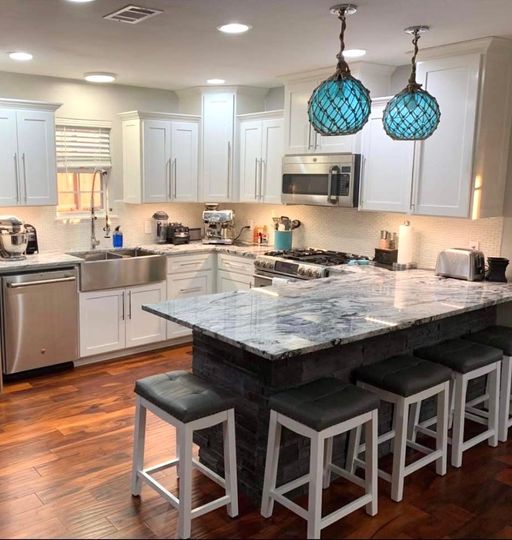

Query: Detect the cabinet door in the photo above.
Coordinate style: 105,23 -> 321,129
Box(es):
285,81 -> 316,154
16,110 -> 57,206
0,109 -> 20,206
360,101 -> 414,212
79,289 -> 126,357
239,120 -> 263,202
202,93 -> 235,201
217,269 -> 253,292
167,271 -> 213,339
261,118 -> 284,204
413,54 -> 481,217
171,121 -> 199,201
142,119 -> 171,203
125,282 -> 167,348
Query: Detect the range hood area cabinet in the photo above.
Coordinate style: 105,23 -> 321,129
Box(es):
176,86 -> 268,202
281,63 -> 395,155
0,99 -> 61,206
360,38 -> 512,218
120,111 -> 200,204
238,110 -> 284,204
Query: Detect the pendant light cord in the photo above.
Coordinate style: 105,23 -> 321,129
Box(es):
335,8 -> 351,77
407,29 -> 422,91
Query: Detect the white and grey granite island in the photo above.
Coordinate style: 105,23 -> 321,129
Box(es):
143,267 -> 512,502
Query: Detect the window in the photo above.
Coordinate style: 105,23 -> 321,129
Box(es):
56,119 -> 112,215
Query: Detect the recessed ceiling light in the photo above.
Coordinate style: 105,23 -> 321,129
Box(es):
217,23 -> 251,34
84,72 -> 117,83
343,49 -> 367,58
8,51 -> 33,62
207,79 -> 226,85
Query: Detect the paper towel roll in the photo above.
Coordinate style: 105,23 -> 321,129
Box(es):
397,223 -> 415,265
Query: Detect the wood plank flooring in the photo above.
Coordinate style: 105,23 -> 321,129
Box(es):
0,346 -> 511,539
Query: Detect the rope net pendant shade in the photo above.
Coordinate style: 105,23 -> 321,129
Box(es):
383,26 -> 441,141
308,4 -> 371,136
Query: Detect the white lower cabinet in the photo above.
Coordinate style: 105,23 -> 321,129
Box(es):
217,269 -> 253,292
79,282 -> 166,358
166,271 -> 214,339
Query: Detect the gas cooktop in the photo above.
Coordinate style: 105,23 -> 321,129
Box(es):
263,249 -> 370,267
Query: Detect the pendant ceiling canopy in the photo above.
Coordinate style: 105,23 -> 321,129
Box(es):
308,4 -> 371,137
383,26 -> 441,141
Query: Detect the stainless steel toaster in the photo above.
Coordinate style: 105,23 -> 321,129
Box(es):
435,248 -> 485,281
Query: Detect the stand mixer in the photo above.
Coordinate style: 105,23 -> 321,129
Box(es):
0,216 -> 29,260
202,204 -> 235,245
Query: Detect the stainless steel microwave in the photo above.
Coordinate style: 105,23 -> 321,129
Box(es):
282,153 -> 360,207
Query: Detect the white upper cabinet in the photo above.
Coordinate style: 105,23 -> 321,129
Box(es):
412,54 -> 480,217
120,111 -> 200,204
239,112 -> 284,204
284,80 -> 316,154
0,100 -> 60,207
202,92 -> 235,201
360,98 -> 414,213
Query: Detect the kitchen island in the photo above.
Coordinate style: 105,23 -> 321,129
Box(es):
143,267 -> 512,502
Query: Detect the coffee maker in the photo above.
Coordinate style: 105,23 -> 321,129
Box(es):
202,204 -> 235,245
0,216 -> 29,260
152,211 -> 169,244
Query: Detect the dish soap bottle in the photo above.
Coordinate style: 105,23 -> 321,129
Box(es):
113,226 -> 123,248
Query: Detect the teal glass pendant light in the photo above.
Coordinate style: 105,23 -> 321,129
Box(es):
308,4 -> 371,136
383,26 -> 441,140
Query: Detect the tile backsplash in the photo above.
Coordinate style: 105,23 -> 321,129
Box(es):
1,203 -> 504,270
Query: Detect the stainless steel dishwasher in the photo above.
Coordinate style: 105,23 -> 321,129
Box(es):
1,268 -> 79,374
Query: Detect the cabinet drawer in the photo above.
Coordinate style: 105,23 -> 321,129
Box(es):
217,269 -> 254,292
217,253 -> 255,275
167,253 -> 213,274
167,272 -> 213,298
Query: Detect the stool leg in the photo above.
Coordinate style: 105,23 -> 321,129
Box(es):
261,410 -> 282,518
365,410 -> 378,516
436,382 -> 449,476
499,356 -> 512,442
451,373 -> 467,468
408,401 -> 421,443
176,427 -> 180,479
346,425 -> 362,474
488,362 -> 500,448
223,409 -> 239,518
323,437 -> 333,489
131,398 -> 147,496
391,399 -> 408,502
307,432 -> 325,540
177,426 -> 193,540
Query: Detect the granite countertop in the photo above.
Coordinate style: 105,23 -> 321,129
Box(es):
0,252 -> 82,274
143,266 -> 512,361
138,242 -> 270,258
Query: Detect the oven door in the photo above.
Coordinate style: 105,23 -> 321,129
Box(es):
253,273 -> 273,287
282,154 -> 359,207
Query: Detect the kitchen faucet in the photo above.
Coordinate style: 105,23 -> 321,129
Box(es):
90,169 -> 109,250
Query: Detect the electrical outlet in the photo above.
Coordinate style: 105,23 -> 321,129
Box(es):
144,220 -> 152,234
469,240 -> 480,250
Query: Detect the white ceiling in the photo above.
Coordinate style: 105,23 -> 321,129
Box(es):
1,0 -> 512,90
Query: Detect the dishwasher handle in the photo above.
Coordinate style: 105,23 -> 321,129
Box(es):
6,276 -> 77,289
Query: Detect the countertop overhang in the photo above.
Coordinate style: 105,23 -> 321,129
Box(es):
143,267 -> 512,361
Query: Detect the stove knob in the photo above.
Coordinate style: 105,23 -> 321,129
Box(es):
307,269 -> 315,278
298,267 -> 306,276
255,260 -> 262,268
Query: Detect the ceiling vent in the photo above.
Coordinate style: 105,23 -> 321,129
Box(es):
104,5 -> 163,24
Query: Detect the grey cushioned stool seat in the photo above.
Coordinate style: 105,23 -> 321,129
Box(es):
415,338 -> 502,373
134,370 -> 236,423
465,326 -> 512,356
353,354 -> 452,397
269,378 -> 379,432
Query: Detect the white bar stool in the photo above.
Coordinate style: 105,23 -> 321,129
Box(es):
415,338 -> 502,467
347,354 -> 451,502
465,326 -> 512,442
260,378 -> 379,540
131,370 -> 238,540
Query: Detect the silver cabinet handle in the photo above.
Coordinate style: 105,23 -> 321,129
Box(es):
179,286 -> 203,294
13,154 -> 20,204
128,290 -> 132,320
7,276 -> 76,288
22,153 -> 27,203
122,291 -> 125,321
227,141 -> 231,198
308,125 -> 312,150
254,157 -> 259,199
173,158 -> 178,199
259,159 -> 265,201
167,158 -> 172,200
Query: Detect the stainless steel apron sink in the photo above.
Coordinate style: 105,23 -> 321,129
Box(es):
68,249 -> 167,291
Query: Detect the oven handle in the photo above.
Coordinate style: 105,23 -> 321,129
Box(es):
327,165 -> 340,204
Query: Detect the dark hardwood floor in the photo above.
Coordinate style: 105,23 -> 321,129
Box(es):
0,346 -> 511,539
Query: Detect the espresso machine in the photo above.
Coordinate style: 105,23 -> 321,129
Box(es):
0,216 -> 29,260
202,204 -> 235,245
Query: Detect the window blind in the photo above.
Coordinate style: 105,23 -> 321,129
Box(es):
56,122 -> 112,169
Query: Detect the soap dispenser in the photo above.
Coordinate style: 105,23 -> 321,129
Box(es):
113,226 -> 123,248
